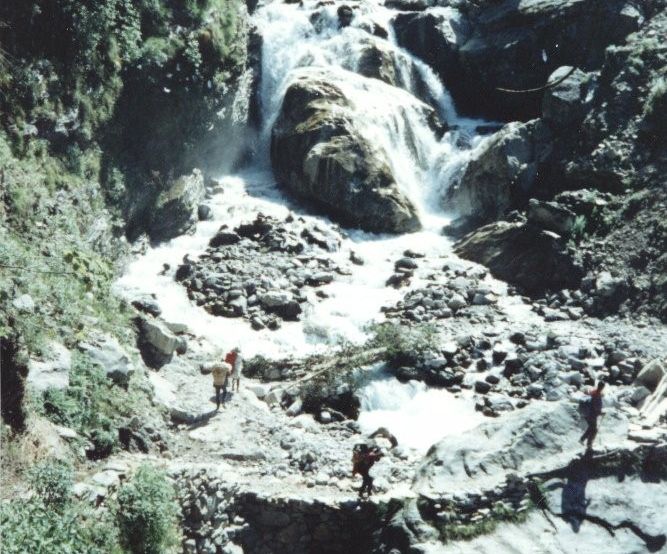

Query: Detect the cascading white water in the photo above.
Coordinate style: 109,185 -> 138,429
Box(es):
116,0 -> 526,452
357,368 -> 486,451
256,0 -> 490,230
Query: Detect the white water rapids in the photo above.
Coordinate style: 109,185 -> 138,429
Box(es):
115,0 -> 520,451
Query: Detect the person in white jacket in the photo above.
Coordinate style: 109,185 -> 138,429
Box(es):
229,347 -> 243,393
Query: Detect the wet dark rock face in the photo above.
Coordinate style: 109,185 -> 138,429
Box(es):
270,73 -> 423,233
394,0 -> 645,121
0,334 -> 28,433
455,220 -> 583,294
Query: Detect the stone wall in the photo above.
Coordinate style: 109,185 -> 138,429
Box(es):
176,469 -> 390,554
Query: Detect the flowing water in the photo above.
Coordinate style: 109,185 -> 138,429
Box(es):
115,0 -> 520,451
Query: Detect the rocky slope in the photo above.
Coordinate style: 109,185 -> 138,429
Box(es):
445,5 -> 667,321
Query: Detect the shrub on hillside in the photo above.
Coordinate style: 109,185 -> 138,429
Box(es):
643,76 -> 667,136
1,458 -> 120,554
115,464 -> 180,554
27,459 -> 73,508
0,498 -> 119,554
41,352 -> 153,460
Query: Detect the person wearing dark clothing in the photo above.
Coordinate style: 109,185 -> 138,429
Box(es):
352,444 -> 383,498
580,381 -> 605,451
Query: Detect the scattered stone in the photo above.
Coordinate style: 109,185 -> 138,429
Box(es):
27,342 -> 72,391
79,335 -> 136,385
475,380 -> 492,394
12,294 -> 35,313
635,360 -> 665,391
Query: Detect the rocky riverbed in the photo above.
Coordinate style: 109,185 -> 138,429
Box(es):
95,163 -> 666,553
6,0 -> 666,552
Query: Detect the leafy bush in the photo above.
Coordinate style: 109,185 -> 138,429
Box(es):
40,352 -> 154,460
115,465 -> 180,554
1,458 -> 120,553
643,76 -> 667,135
27,459 -> 73,508
0,498 -> 119,554
568,214 -> 588,243
369,322 -> 440,367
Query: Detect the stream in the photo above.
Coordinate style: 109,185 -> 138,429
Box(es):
115,0 -> 531,453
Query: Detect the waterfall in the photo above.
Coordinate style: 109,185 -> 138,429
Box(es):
254,0 -> 490,229
116,0 -> 512,357
111,0 -> 522,453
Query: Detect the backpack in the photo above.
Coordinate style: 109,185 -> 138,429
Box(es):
578,396 -> 593,418
352,443 -> 369,473
225,351 -> 237,365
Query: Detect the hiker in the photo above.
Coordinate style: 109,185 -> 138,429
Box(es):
211,360 -> 231,410
227,346 -> 243,393
579,381 -> 605,451
352,443 -> 383,498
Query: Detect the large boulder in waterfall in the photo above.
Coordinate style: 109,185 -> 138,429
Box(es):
348,36 -> 451,117
454,220 -> 583,293
148,169 -> 205,242
354,37 -> 408,89
446,120 -> 552,223
271,69 -> 425,233
394,1 -> 644,121
414,401 -> 629,496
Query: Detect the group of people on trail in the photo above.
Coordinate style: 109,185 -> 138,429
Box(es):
210,347 -> 243,410
348,382 -> 607,500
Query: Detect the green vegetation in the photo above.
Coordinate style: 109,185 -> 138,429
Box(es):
0,104 -> 132,350
369,321 -> 440,367
568,214 -> 588,243
0,0 -> 247,429
1,460 -> 178,554
1,0 -> 248,235
642,75 -> 667,135
40,352 -> 153,460
417,497 -> 532,543
27,459 -> 74,508
1,458 -> 121,554
115,464 -> 180,554
0,0 -> 247,546
0,496 -> 120,554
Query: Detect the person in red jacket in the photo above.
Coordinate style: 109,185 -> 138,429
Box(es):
580,381 -> 605,451
352,444 -> 383,498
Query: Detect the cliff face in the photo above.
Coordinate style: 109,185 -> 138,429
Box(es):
0,0 -> 252,347
0,0 -> 252,536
